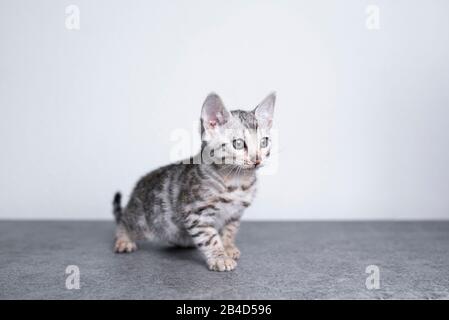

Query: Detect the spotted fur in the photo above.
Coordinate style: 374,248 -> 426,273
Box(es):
113,92 -> 276,271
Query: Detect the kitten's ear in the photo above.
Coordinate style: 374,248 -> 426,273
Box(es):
201,93 -> 230,130
254,92 -> 276,128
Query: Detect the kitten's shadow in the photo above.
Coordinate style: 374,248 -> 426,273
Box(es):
137,241 -> 204,265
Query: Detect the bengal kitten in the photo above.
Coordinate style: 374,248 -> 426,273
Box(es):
113,92 -> 276,271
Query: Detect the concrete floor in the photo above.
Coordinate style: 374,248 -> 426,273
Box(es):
0,221 -> 448,299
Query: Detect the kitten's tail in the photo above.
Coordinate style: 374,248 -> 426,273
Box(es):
112,192 -> 122,223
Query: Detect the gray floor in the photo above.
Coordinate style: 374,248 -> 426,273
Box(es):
0,221 -> 448,299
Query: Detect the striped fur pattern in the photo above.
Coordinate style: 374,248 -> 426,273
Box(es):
113,92 -> 276,271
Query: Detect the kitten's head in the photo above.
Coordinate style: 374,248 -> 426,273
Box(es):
200,92 -> 276,169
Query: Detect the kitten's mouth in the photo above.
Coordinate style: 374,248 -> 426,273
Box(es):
246,159 -> 263,169
240,163 -> 263,170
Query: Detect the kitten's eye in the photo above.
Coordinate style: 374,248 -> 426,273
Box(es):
260,137 -> 269,148
232,139 -> 245,150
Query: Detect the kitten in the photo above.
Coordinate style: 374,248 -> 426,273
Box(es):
113,92 -> 276,271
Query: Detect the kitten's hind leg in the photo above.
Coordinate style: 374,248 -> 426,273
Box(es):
114,224 -> 137,253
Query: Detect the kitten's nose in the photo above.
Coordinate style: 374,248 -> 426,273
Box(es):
254,159 -> 261,167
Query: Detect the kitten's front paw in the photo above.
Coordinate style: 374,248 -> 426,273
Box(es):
114,239 -> 137,253
207,256 -> 237,272
225,245 -> 241,260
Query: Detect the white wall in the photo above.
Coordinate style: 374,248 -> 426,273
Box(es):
1,0 -> 448,220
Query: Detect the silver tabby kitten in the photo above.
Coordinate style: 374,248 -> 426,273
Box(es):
113,92 -> 276,271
